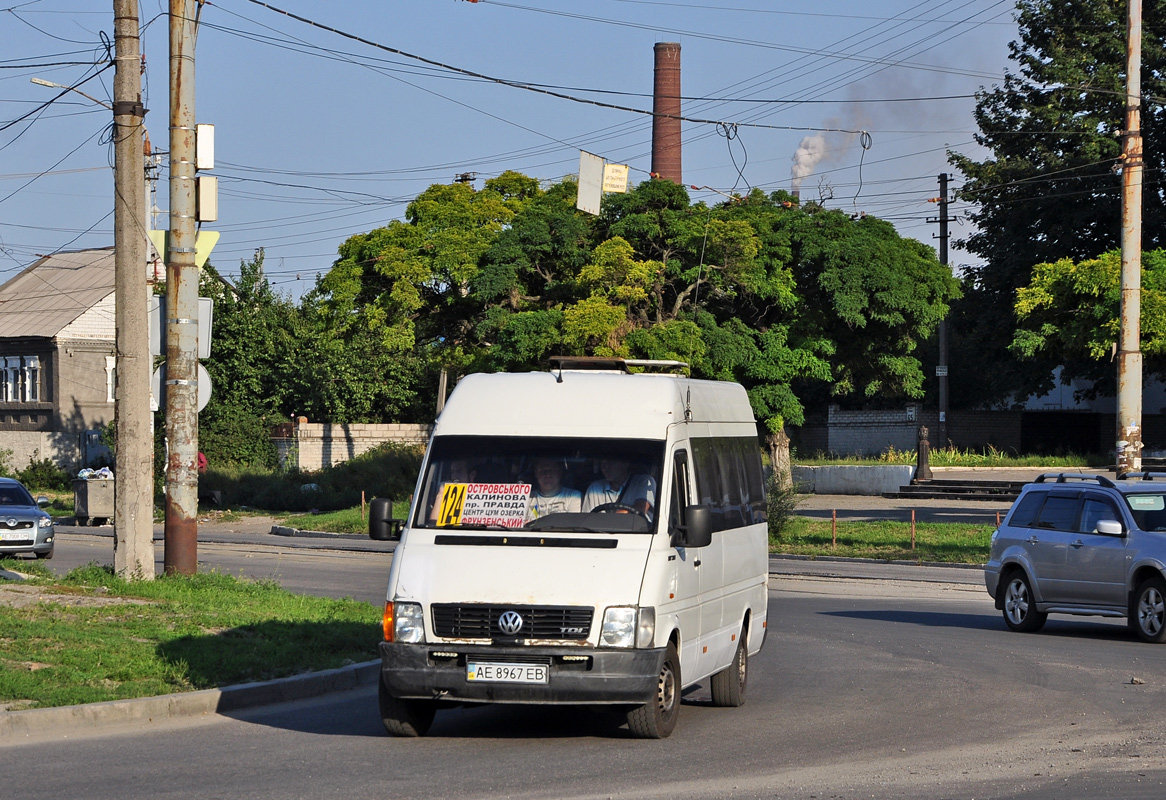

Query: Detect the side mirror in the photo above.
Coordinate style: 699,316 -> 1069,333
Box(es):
679,505 -> 712,548
1096,519 -> 1124,536
36,496 -> 50,508
369,497 -> 405,541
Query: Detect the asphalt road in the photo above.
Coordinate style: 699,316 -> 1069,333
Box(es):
5,571 -> 1166,799
7,489 -> 1166,798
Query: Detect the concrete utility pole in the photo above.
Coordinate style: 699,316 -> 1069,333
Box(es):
1117,0 -> 1144,475
112,0 -> 154,579
165,0 -> 200,574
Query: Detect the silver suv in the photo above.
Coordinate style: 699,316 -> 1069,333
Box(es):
986,472 -> 1166,643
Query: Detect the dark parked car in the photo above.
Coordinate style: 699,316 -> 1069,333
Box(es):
0,477 -> 55,560
986,472 -> 1166,643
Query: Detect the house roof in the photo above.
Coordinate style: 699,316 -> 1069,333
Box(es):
0,248 -> 115,339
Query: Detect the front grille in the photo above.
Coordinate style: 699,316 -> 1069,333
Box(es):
0,538 -> 34,546
431,604 -> 593,640
0,521 -> 33,530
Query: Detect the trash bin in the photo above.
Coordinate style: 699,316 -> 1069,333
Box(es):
73,478 -> 114,527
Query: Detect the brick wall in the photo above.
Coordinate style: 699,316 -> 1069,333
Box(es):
274,422 -> 433,471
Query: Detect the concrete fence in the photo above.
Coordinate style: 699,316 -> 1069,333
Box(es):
273,422 -> 432,471
792,465 -> 915,496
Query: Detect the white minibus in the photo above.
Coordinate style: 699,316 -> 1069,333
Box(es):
369,357 -> 769,738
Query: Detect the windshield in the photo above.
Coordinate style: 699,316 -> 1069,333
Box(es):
0,483 -> 35,506
415,436 -> 665,534
1126,493 -> 1166,531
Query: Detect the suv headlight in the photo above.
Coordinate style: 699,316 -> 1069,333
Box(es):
600,606 -> 655,648
389,601 -> 425,644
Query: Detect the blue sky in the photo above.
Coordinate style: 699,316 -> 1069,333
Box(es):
1,0 -> 1018,297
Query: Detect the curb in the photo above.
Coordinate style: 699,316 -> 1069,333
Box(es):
0,659 -> 380,745
769,553 -> 982,571
269,525 -> 363,539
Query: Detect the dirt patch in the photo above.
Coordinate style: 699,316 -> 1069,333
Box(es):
0,583 -> 153,609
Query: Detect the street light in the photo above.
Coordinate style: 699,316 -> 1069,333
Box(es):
29,77 -> 113,110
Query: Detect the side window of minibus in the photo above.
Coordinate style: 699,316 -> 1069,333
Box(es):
669,450 -> 690,537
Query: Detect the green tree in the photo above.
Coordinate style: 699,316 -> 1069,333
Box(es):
199,252 -> 295,467
1012,249 -> 1166,395
950,0 -> 1166,406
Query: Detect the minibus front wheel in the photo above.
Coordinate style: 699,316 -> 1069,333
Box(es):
626,642 -> 680,739
378,674 -> 436,737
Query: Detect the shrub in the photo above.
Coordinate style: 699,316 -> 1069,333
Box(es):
766,472 -> 801,539
17,452 -> 71,491
198,442 -> 423,512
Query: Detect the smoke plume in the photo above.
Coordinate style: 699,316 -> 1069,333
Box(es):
790,134 -> 826,194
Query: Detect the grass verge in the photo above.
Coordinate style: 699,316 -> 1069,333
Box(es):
0,561 -> 380,711
771,518 -> 995,564
278,500 -> 412,535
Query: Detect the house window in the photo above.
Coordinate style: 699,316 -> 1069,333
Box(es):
105,356 -> 116,403
1,356 -> 41,402
24,356 -> 38,402
0,358 -> 13,402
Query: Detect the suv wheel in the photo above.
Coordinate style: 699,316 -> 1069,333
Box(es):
1002,570 -> 1047,633
1132,576 -> 1166,643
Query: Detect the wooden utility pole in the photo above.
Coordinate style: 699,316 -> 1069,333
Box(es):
112,0 -> 153,579
936,173 -> 951,446
1117,0 -> 1144,475
165,0 -> 200,574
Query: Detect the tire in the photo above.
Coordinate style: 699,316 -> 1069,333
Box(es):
35,548 -> 53,560
377,674 -> 436,737
1132,576 -> 1166,643
627,642 -> 681,739
710,631 -> 747,707
1001,570 -> 1047,633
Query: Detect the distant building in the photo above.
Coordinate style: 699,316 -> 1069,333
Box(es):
0,248 -> 122,470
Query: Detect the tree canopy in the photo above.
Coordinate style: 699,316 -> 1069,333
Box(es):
949,0 -> 1166,406
305,174 -> 958,435
1011,248 -> 1166,396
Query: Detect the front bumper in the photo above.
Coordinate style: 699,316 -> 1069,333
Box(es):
0,528 -> 53,557
379,642 -> 664,705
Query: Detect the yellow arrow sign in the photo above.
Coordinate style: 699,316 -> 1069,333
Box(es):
148,230 -> 220,268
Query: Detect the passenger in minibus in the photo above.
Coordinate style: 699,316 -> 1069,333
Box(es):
526,457 -> 582,520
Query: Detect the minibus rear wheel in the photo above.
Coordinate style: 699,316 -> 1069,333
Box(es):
710,629 -> 747,707
378,674 -> 436,737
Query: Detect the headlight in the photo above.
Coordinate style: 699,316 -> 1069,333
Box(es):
601,606 -> 655,648
38,517 -> 53,529
393,602 -> 425,644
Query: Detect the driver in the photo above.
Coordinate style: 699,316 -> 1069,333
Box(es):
526,457 -> 582,520
582,457 -> 657,520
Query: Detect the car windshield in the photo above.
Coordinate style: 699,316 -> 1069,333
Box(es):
414,435 -> 665,534
1125,493 -> 1166,531
0,484 -> 35,506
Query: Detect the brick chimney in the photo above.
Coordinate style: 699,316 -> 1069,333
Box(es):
651,42 -> 682,184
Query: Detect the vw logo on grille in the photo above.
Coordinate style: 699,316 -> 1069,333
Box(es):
5,519 -> 15,528
497,611 -> 524,636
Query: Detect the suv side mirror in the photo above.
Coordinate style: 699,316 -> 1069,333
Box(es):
1095,519 -> 1124,536
677,505 -> 712,548
369,497 -> 405,541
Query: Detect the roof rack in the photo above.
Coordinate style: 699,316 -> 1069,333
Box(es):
547,357 -> 689,374
1117,471 -> 1166,481
1033,473 -> 1117,488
